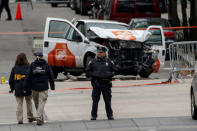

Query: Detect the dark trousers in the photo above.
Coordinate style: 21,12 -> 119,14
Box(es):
0,4 -> 12,19
91,84 -> 113,118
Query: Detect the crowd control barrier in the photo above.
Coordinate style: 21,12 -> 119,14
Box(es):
169,41 -> 197,81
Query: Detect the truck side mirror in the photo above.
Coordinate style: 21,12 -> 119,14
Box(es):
84,38 -> 90,44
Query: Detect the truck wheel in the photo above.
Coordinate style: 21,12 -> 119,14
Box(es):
139,69 -> 153,78
51,3 -> 58,7
70,0 -> 75,9
75,7 -> 80,14
70,72 -> 82,76
80,0 -> 87,15
67,3 -> 70,7
191,90 -> 197,120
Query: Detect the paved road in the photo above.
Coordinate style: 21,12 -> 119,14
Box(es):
0,3 -> 195,131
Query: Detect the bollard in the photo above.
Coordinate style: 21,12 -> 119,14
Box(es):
1,77 -> 5,84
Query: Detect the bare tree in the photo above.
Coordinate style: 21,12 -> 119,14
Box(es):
181,0 -> 188,40
189,0 -> 197,40
169,0 -> 180,27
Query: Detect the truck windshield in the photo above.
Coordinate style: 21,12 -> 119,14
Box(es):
145,29 -> 162,46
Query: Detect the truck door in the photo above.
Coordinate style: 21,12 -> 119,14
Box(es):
146,26 -> 166,67
43,17 -> 87,68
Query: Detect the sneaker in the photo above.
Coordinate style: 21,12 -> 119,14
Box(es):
18,121 -> 23,124
28,117 -> 36,123
37,120 -> 44,125
91,116 -> 96,120
108,116 -> 114,120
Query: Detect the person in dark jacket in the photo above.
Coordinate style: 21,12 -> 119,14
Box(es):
9,53 -> 35,124
24,51 -> 55,125
0,0 -> 12,20
86,47 -> 117,120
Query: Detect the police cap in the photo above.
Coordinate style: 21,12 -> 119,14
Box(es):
34,51 -> 43,57
97,46 -> 107,53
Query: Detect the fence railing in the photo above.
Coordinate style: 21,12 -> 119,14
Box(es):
169,41 -> 197,81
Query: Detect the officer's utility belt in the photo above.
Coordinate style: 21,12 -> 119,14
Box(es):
94,78 -> 111,83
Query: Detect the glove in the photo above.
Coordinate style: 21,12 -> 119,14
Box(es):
50,90 -> 55,95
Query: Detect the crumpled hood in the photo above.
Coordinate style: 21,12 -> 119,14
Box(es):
89,27 -> 152,42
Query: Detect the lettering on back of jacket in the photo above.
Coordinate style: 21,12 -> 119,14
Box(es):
14,74 -> 26,80
32,66 -> 46,75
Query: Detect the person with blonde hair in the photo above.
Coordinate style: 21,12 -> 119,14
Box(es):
9,53 -> 35,124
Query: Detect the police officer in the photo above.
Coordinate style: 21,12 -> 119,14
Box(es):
0,0 -> 12,20
24,52 -> 55,125
86,46 -> 117,120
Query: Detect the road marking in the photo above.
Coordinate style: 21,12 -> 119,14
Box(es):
0,80 -> 178,94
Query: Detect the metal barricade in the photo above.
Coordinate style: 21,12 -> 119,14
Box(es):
169,41 -> 197,81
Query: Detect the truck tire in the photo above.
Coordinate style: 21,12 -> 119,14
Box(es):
67,3 -> 70,7
80,0 -> 87,15
51,3 -> 58,7
75,7 -> 80,14
139,68 -> 153,78
70,0 -> 76,9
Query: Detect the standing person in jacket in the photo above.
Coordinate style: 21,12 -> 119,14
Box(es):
0,0 -> 12,20
86,47 -> 117,120
9,53 -> 35,124
24,51 -> 55,125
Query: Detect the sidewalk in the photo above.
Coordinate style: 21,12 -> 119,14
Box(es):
0,116 -> 196,131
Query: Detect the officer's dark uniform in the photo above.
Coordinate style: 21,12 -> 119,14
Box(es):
0,0 -> 12,20
86,47 -> 117,120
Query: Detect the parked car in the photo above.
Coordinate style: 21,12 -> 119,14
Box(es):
128,18 -> 175,59
45,0 -> 70,7
43,18 -> 165,78
190,71 -> 197,120
96,0 -> 161,24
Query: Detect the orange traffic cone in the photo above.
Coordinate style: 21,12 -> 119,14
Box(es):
15,2 -> 22,20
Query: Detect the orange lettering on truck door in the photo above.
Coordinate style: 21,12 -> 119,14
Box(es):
48,43 -> 76,67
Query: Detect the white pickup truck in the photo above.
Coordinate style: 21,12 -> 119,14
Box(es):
42,17 -> 166,78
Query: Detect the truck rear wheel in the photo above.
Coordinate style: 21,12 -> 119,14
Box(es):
75,7 -> 80,14
51,3 -> 58,7
139,68 -> 153,78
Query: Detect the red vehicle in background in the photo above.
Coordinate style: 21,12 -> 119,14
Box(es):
97,0 -> 161,24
